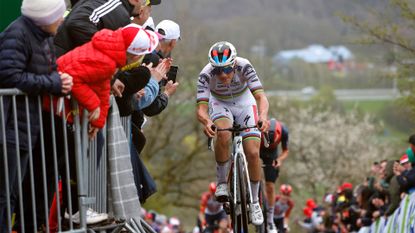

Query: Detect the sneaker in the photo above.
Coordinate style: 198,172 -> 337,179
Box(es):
267,222 -> 278,233
215,183 -> 229,202
65,208 -> 108,224
249,202 -> 264,226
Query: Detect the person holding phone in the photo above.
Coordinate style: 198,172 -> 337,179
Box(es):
130,19 -> 181,154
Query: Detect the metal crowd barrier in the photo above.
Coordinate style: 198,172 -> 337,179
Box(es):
0,89 -> 153,233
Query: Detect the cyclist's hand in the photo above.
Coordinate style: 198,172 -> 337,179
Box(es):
273,159 -> 281,168
257,117 -> 269,132
204,121 -> 216,138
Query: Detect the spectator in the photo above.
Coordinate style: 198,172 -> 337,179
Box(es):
396,147 -> 415,194
130,19 -> 181,154
54,0 -> 161,57
56,24 -> 161,137
384,160 -> 401,216
0,0 -> 71,231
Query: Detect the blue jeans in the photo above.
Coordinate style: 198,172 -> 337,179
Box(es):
0,145 -> 29,233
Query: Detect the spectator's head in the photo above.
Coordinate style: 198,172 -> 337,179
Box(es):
208,41 -> 238,84
379,159 -> 388,179
130,0 -> 160,20
370,192 -> 386,208
156,20 -> 181,57
340,182 -> 353,192
122,24 -> 159,65
306,198 -> 317,209
209,182 -> 216,194
169,217 -> 181,233
142,16 -> 155,31
21,0 -> 66,35
371,161 -> 380,175
400,154 -> 412,170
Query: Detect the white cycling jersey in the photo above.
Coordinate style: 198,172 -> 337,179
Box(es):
196,57 -> 264,105
196,57 -> 264,140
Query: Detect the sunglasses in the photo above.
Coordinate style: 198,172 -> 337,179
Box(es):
212,66 -> 234,76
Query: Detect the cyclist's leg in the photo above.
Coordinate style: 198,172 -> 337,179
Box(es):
209,99 -> 233,188
260,149 -> 279,225
234,103 -> 261,201
234,102 -> 264,225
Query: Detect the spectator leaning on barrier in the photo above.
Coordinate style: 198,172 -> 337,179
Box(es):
0,0 -> 72,231
129,19 -> 181,154
396,147 -> 415,194
56,24 -> 160,138
54,0 -> 161,57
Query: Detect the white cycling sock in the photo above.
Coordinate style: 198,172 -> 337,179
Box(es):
267,205 -> 274,224
250,181 -> 260,203
216,160 -> 229,184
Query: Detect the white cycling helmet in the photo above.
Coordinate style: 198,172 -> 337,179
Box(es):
208,41 -> 237,67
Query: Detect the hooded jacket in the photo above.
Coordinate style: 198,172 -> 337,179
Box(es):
54,0 -> 133,57
45,28 -> 127,128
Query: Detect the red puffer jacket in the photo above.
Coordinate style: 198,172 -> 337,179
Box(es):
44,28 -> 127,128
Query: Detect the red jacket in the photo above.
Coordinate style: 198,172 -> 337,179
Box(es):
45,28 -> 127,128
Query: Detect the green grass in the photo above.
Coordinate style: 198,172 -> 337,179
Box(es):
342,100 -> 408,146
342,100 -> 392,115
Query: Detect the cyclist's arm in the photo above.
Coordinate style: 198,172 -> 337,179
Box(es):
199,194 -> 209,226
254,92 -> 269,130
196,72 -> 215,136
284,199 -> 295,226
240,61 -> 269,128
278,126 -> 290,163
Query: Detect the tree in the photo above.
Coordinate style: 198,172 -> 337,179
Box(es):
340,0 -> 415,122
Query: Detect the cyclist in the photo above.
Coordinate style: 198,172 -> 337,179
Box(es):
259,118 -> 289,232
274,184 -> 294,233
199,182 -> 229,233
196,41 -> 270,225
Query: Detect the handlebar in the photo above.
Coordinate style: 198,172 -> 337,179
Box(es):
207,121 -> 270,151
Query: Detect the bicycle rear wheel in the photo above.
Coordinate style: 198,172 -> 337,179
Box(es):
236,154 -> 249,233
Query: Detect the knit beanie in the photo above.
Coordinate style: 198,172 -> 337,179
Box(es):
21,0 -> 66,26
122,24 -> 159,55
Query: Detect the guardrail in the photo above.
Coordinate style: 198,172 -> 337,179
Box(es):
0,89 -> 153,233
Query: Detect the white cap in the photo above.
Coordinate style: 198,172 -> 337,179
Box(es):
122,24 -> 159,55
156,20 -> 181,40
21,0 -> 66,26
143,17 -> 155,31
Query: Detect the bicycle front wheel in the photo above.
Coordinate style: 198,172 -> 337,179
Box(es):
236,153 -> 249,233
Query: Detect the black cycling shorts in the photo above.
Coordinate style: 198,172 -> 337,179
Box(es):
205,210 -> 227,226
260,148 -> 280,182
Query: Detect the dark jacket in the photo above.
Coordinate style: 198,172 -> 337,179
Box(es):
54,0 -> 133,57
0,16 -> 62,150
384,160 -> 402,216
397,166 -> 415,193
